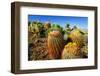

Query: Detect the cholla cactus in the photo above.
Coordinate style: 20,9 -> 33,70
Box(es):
69,29 -> 84,47
47,30 -> 64,59
62,42 -> 82,59
28,22 -> 34,33
44,22 -> 51,30
81,45 -> 88,58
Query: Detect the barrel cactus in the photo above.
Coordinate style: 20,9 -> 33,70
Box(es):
62,42 -> 82,59
47,30 -> 64,59
69,29 -> 84,47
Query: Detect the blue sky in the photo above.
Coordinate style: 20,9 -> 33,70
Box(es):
28,14 -> 88,29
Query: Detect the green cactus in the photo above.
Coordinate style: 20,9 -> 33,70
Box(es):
46,24 -> 63,37
62,42 -> 82,59
69,29 -> 84,47
47,30 -> 64,59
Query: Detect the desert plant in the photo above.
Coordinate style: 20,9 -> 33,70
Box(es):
52,24 -> 63,32
81,44 -> 88,58
62,42 -> 82,59
64,24 -> 71,34
83,33 -> 88,44
44,21 -> 51,30
29,46 -> 50,60
46,24 -> 63,37
63,32 -> 68,41
28,22 -> 34,33
69,29 -> 84,47
47,30 -> 64,59
63,24 -> 71,41
72,25 -> 78,30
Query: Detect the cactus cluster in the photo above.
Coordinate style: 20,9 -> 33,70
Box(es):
47,30 -> 64,59
69,29 -> 84,47
61,28 -> 87,59
28,19 -> 88,60
62,42 -> 82,59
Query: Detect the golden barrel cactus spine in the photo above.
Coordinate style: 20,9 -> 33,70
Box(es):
62,42 -> 82,59
47,30 -> 64,59
69,29 -> 84,47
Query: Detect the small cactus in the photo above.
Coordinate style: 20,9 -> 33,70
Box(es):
28,22 -> 34,33
69,29 -> 84,47
44,22 -> 51,30
63,33 -> 69,41
62,42 -> 82,59
81,45 -> 88,58
47,30 -> 64,59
